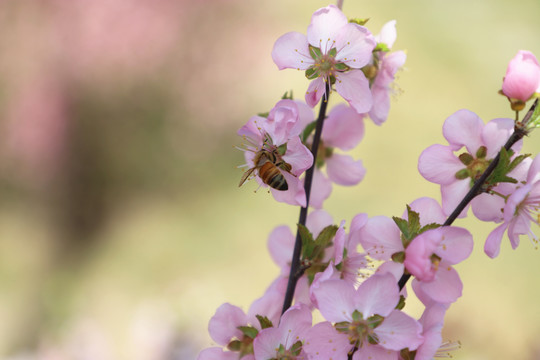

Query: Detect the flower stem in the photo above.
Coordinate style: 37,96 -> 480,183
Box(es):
398,99 -> 537,291
281,83 -> 331,315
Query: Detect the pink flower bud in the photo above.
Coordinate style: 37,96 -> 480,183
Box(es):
501,50 -> 540,102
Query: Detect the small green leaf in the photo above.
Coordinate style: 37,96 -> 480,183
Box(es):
309,45 -> 322,60
301,121 -> 317,143
227,340 -> 242,351
395,295 -> 406,310
476,146 -> 487,159
256,315 -> 274,330
315,225 -> 339,249
455,168 -> 470,180
298,223 -> 315,259
237,325 -> 259,339
407,205 -> 421,235
349,18 -> 370,25
328,47 -> 338,58
367,314 -> 384,329
305,67 -> 319,80
392,216 -> 410,239
281,90 -> 294,100
419,222 -> 441,234
257,112 -> 269,118
290,340 -> 303,355
373,43 -> 390,52
352,310 -> 363,322
458,153 -> 473,165
334,62 -> 350,71
391,251 -> 405,263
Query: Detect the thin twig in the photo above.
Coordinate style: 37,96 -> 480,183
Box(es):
281,83 -> 331,315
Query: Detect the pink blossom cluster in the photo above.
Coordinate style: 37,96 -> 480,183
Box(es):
238,5 -> 406,208
200,3 -> 540,360
418,108 -> 540,258
199,200 -> 470,359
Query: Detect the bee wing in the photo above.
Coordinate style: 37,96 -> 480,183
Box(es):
238,167 -> 256,187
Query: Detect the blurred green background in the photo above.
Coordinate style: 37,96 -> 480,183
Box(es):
1,0 -> 540,359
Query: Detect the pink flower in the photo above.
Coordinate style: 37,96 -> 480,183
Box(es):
484,154 -> 540,258
418,109 -> 522,216
501,50 -> 540,102
369,20 -> 407,125
406,227 -> 473,304
253,304 -> 312,360
200,291 -> 283,359
271,5 -> 375,113
237,100 -> 313,206
312,274 -> 423,354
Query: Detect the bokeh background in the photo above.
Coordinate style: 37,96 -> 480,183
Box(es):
1,0 -> 540,359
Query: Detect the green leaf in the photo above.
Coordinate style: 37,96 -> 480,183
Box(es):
395,295 -> 406,310
349,18 -> 370,25
419,222 -> 441,234
407,205 -> 421,235
298,223 -> 315,259
391,251 -> 405,263
334,62 -> 350,71
392,216 -> 410,239
257,112 -> 269,118
237,325 -> 258,339
315,225 -> 339,249
227,340 -> 242,351
373,43 -> 390,52
305,67 -> 319,80
328,47 -> 337,58
301,121 -> 317,143
281,90 -> 293,100
309,45 -> 322,60
256,315 -> 274,329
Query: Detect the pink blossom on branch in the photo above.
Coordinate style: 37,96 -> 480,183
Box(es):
484,154 -> 540,258
237,100 -> 313,206
369,20 -> 407,125
418,109 -> 523,217
271,5 -> 376,113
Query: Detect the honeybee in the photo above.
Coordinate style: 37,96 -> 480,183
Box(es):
239,148 -> 293,191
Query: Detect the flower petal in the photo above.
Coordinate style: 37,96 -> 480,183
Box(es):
355,273 -> 399,318
416,264 -> 462,304
208,303 -> 246,345
484,222 -> 508,258
326,153 -> 366,186
271,32 -> 313,70
375,310 -> 423,351
418,144 -> 464,185
335,70 -> 373,113
309,169 -> 332,209
357,216 -> 403,260
323,103 -> 365,150
307,5 -> 348,53
313,279 -> 356,323
334,23 -> 376,68
442,109 -> 484,153
435,226 -> 473,264
305,77 -> 326,108
267,225 -> 294,273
